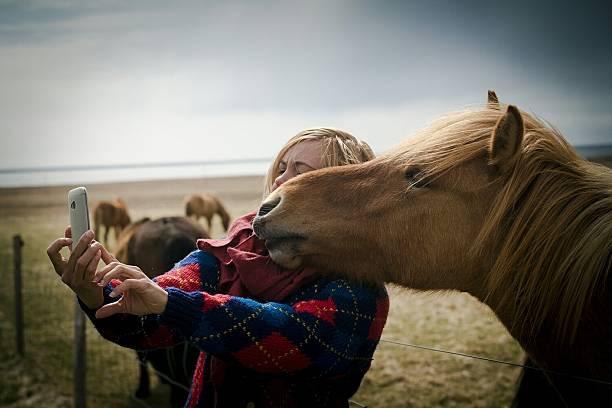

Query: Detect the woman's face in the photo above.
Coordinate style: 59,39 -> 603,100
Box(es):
271,139 -> 324,192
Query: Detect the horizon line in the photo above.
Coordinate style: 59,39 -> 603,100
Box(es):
2,142 -> 611,174
0,157 -> 274,174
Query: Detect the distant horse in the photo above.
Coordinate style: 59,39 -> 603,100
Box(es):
116,216 -> 209,407
93,198 -> 131,245
184,193 -> 231,232
253,91 -> 612,406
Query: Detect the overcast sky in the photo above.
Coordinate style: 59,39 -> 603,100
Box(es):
1,0 -> 610,169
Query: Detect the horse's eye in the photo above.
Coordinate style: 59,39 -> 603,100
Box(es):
404,167 -> 429,188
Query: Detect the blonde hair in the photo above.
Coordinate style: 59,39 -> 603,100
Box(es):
263,127 -> 375,195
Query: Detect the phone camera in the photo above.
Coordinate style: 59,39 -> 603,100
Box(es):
71,201 -> 76,209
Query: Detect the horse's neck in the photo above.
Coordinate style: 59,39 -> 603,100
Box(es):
487,291 -> 612,379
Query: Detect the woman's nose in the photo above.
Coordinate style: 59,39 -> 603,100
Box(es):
274,170 -> 293,188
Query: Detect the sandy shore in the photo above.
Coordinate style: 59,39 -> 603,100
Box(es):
0,175 -> 266,239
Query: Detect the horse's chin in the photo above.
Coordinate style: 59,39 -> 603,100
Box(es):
267,247 -> 303,269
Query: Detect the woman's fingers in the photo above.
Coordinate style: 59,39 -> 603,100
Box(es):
99,244 -> 117,264
95,278 -> 167,317
47,237 -> 73,275
66,230 -> 95,273
96,265 -> 146,288
109,278 -> 144,298
94,263 -> 127,286
95,299 -> 125,319
92,261 -> 120,283
94,280 -> 142,319
92,261 -> 142,284
72,241 -> 102,283
84,249 -> 102,281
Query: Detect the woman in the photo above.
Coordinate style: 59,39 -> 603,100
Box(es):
47,128 -> 389,408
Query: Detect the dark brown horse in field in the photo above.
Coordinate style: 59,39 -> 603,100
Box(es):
93,198 -> 131,245
253,92 -> 612,406
116,216 -> 209,407
184,193 -> 231,233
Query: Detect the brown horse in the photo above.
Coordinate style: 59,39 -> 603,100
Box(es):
93,198 -> 131,245
115,216 -> 209,407
184,193 -> 231,232
253,92 -> 612,406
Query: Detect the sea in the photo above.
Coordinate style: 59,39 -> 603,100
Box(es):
1,145 -> 611,189
0,158 -> 272,188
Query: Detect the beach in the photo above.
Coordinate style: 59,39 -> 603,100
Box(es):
0,175 -> 266,244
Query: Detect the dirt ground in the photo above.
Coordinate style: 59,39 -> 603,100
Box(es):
0,310 -> 71,408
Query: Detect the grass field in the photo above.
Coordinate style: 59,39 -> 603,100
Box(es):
0,173 -> 545,407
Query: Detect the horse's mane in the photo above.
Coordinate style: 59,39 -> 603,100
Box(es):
114,197 -> 127,209
115,217 -> 150,262
388,106 -> 612,347
212,196 -> 231,227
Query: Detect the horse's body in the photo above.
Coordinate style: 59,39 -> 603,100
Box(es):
253,93 -> 612,406
184,193 -> 231,232
93,198 -> 131,245
116,216 -> 209,407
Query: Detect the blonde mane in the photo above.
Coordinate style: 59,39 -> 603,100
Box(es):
114,217 -> 150,262
389,106 -> 612,347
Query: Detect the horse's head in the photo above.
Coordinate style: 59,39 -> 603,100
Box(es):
255,92 -> 612,350
254,103 -> 524,293
119,210 -> 131,228
215,199 -> 231,231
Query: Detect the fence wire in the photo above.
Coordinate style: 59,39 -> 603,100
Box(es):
6,234 -> 606,408
380,338 -> 612,387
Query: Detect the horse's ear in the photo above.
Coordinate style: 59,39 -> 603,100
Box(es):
489,105 -> 523,171
487,90 -> 500,109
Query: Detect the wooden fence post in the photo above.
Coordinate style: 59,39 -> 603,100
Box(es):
74,302 -> 87,408
12,234 -> 24,357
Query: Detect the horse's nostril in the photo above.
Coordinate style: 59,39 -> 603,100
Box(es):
258,197 -> 281,217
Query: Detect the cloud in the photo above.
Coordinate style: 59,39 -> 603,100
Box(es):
0,1 -> 610,172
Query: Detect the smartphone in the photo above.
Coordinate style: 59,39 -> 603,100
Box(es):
68,187 -> 91,250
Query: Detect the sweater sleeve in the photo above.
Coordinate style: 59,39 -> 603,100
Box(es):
158,278 -> 389,378
78,249 -> 220,350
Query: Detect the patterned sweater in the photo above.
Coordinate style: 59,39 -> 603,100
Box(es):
80,250 -> 389,408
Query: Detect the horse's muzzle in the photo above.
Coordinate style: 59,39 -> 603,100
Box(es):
253,195 -> 281,238
257,196 -> 281,218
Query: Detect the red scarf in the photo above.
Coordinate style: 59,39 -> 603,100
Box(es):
197,211 -> 319,302
196,212 -> 320,407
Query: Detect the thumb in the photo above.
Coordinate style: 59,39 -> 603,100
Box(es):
95,300 -> 125,319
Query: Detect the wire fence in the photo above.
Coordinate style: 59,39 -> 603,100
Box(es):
0,234 -> 167,408
379,339 -> 612,387
1,234 -> 370,408
3,234 -> 610,408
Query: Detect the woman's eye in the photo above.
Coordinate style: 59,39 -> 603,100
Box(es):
296,165 -> 314,175
404,167 -> 429,188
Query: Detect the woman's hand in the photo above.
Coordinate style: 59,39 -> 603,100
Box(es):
94,275 -> 168,319
91,258 -> 168,318
47,227 -> 111,309
48,226 -> 168,318
92,261 -> 148,287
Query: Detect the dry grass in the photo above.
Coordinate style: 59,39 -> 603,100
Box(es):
0,175 -> 526,407
354,286 -> 523,407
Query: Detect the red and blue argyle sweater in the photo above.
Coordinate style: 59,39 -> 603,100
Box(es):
81,250 -> 389,408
